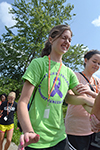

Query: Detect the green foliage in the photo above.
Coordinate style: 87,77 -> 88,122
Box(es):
0,76 -> 23,98
62,104 -> 68,118
0,0 -> 74,80
12,113 -> 21,145
0,0 -> 88,108
63,44 -> 88,71
0,0 -> 76,95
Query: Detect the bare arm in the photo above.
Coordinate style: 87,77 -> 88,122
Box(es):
17,80 -> 35,133
17,80 -> 40,150
90,93 -> 100,132
65,92 -> 94,107
91,92 -> 100,120
76,83 -> 98,98
65,85 -> 95,107
82,105 -> 92,114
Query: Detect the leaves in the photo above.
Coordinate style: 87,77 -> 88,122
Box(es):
0,0 -> 86,96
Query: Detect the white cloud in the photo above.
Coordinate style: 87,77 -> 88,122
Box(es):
92,16 -> 100,27
0,2 -> 16,27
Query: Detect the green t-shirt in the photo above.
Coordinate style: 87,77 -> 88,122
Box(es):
22,56 -> 79,148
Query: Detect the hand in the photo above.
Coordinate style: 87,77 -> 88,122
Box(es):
18,132 -> 40,150
90,114 -> 100,133
76,83 -> 92,95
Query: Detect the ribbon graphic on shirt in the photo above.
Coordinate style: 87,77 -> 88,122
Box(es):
50,77 -> 63,98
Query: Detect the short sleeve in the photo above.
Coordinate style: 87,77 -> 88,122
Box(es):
22,58 -> 43,86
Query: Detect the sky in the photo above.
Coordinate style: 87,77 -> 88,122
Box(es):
0,0 -> 100,78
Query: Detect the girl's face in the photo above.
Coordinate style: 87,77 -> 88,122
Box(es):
51,30 -> 71,55
8,96 -> 15,103
1,95 -> 6,102
85,54 -> 100,74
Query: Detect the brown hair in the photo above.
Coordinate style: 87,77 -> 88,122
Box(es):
41,24 -> 72,57
84,49 -> 100,67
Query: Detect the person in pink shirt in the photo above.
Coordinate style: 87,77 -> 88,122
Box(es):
90,92 -> 100,132
65,50 -> 100,150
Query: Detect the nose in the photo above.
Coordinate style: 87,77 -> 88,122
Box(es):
64,38 -> 69,44
64,39 -> 71,49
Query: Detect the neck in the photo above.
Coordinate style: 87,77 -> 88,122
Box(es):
50,52 -> 62,63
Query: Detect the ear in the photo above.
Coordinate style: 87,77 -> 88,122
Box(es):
49,37 -> 53,44
84,58 -> 87,63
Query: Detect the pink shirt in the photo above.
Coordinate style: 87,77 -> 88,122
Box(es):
65,72 -> 100,136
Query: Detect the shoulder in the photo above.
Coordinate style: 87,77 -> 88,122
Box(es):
31,56 -> 48,65
2,101 -> 7,105
74,72 -> 84,81
93,76 -> 100,85
14,101 -> 17,106
27,56 -> 48,72
64,65 -> 75,74
0,101 -> 7,108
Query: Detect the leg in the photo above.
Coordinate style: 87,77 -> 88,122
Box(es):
4,129 -> 14,150
89,132 -> 100,150
55,138 -> 70,150
67,134 -> 91,150
0,131 -> 5,150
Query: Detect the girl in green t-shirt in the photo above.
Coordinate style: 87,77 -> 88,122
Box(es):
17,24 -> 95,150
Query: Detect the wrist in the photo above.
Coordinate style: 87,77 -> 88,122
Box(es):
28,131 -> 34,133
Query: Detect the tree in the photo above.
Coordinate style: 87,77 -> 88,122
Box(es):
0,0 -> 75,79
0,0 -> 87,95
63,44 -> 88,71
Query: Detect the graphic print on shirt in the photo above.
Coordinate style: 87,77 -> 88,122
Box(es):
38,72 -> 69,104
50,77 -> 63,98
4,106 -> 15,112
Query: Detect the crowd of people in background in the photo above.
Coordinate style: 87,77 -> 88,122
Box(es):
0,92 -> 17,150
0,24 -> 100,150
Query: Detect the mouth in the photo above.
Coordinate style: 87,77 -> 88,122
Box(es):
93,67 -> 98,71
62,45 -> 68,51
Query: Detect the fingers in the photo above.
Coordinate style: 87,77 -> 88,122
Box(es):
76,83 -> 91,95
18,144 -> 24,150
24,133 -> 40,147
76,84 -> 86,93
18,132 -> 40,150
18,134 -> 25,150
90,114 -> 100,132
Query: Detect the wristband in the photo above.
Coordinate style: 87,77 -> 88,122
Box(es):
28,131 -> 34,133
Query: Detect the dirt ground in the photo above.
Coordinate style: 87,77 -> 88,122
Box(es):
3,138 -> 18,150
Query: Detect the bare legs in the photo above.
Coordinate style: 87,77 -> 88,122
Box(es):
0,129 -> 14,150
0,131 -> 5,150
4,129 -> 14,150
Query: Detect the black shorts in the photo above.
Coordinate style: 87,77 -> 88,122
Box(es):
67,133 -> 100,150
25,138 -> 70,150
